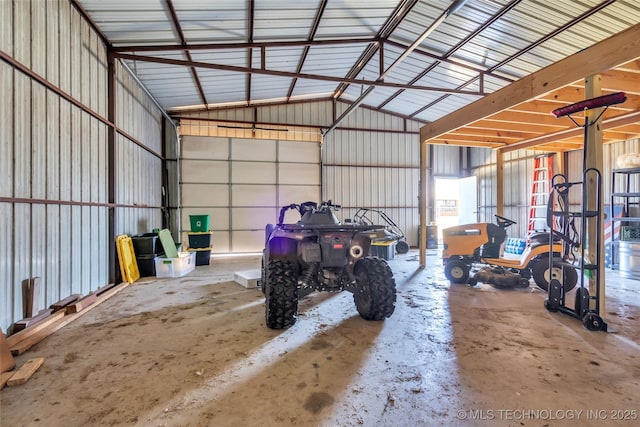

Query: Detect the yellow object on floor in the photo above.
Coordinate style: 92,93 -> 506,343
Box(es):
116,235 -> 140,283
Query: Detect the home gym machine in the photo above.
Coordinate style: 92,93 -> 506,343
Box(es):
544,91 -> 627,331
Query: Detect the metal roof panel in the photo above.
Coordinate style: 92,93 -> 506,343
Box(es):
75,0 -> 640,136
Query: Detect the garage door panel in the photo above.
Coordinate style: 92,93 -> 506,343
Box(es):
181,206 -> 229,231
182,160 -> 228,183
181,137 -> 320,253
232,184 -> 276,206
231,207 -> 277,229
231,230 -> 263,252
182,183 -> 229,206
182,135 -> 229,160
279,185 -> 321,206
211,231 -> 230,253
231,138 -> 276,161
279,163 -> 320,185
279,140 -> 319,162
231,161 -> 276,184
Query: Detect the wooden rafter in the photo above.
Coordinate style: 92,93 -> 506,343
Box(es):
419,23 -> 640,153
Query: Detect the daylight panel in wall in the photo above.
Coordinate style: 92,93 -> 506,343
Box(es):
180,135 -> 320,253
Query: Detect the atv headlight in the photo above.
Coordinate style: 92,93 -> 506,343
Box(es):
349,244 -> 364,259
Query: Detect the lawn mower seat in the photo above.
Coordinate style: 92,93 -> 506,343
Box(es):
480,223 -> 507,258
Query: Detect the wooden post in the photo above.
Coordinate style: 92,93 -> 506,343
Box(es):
584,75 -> 605,313
22,277 -> 41,318
496,151 -> 504,217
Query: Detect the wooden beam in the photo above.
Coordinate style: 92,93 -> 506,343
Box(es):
6,358 -> 45,386
488,110 -> 572,126
500,110 -> 640,153
66,293 -> 98,314
432,133 -> 515,143
470,119 -> 561,134
420,23 -> 640,142
428,139 -> 505,149
541,87 -> 640,108
13,309 -> 54,332
22,277 -> 42,318
9,281 -> 133,356
540,85 -> 588,103
6,310 -> 66,348
449,127 -> 539,139
600,69 -> 640,95
1,372 -> 13,389
510,98 -> 631,115
616,59 -> 640,73
50,294 -> 82,312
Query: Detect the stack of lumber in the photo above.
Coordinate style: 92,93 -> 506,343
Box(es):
2,330 -> 45,389
1,280 -> 132,389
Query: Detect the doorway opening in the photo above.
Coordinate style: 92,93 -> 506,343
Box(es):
434,176 -> 477,241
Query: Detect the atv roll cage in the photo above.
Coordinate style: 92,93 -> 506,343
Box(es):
277,200 -> 341,226
352,207 -> 410,254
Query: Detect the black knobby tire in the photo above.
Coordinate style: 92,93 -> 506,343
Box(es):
396,240 -> 410,254
532,257 -> 578,292
444,259 -> 470,284
264,259 -> 299,329
260,254 -> 266,294
353,257 -> 397,321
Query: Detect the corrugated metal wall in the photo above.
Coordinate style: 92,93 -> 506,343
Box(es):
0,0 -> 173,332
567,138 -> 640,206
177,101 -> 426,248
323,129 -> 421,246
467,140 -> 640,240
115,60 -> 165,236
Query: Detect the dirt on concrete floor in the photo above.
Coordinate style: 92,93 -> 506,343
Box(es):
1,251 -> 639,427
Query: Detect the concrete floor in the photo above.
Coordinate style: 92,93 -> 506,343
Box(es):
1,249 -> 639,427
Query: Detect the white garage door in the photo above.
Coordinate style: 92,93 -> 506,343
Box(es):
180,136 -> 320,253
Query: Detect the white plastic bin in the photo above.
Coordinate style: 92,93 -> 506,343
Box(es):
154,252 -> 196,278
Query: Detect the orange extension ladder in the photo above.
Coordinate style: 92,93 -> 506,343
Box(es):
527,155 -> 553,238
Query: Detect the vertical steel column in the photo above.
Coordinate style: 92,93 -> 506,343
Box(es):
419,141 -> 428,268
107,54 -> 118,283
161,117 -> 169,230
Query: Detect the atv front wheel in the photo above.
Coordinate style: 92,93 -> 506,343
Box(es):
444,259 -> 470,284
532,257 -> 577,292
353,257 -> 397,320
264,259 -> 299,329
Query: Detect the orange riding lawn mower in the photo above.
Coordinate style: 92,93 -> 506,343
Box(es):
442,215 -> 578,291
